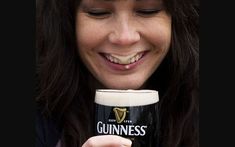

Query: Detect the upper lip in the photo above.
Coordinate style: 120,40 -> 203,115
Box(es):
99,50 -> 149,64
99,50 -> 149,56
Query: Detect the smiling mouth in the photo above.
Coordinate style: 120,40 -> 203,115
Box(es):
101,51 -> 147,65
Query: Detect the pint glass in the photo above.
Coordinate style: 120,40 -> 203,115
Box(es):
94,89 -> 159,147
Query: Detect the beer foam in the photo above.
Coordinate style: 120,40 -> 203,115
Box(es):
95,89 -> 159,106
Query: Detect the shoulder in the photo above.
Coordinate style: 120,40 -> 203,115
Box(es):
36,109 -> 61,147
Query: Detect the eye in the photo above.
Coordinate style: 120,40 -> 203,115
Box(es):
87,9 -> 111,19
136,9 -> 161,17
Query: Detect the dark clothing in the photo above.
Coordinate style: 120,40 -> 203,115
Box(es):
36,110 -> 61,147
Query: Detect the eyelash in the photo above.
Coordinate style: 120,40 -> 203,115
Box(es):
87,9 -> 161,18
136,9 -> 161,16
88,11 -> 110,17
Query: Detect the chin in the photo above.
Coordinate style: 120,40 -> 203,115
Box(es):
103,81 -> 144,90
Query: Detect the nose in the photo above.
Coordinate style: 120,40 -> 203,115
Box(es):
108,17 -> 140,46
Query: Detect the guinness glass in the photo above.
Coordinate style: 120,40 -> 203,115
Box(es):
94,89 -> 159,147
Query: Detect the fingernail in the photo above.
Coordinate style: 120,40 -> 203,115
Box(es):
122,138 -> 132,146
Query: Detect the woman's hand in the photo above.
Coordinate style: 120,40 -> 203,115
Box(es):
82,135 -> 132,147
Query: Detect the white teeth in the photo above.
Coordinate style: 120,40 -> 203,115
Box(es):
109,56 -> 114,62
111,54 -> 135,63
105,52 -> 143,65
113,58 -> 119,63
130,57 -> 135,63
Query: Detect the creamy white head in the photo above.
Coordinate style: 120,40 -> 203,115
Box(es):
95,89 -> 159,107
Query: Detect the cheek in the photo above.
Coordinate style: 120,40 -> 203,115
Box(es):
144,14 -> 171,49
76,17 -> 108,50
147,23 -> 171,51
76,24 -> 97,50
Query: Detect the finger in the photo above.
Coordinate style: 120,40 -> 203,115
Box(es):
82,135 -> 132,147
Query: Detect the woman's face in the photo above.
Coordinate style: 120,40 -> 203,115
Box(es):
76,0 -> 171,89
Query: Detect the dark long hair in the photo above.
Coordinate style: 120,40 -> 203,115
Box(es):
36,0 -> 199,146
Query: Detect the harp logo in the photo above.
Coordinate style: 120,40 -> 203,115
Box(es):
113,108 -> 128,123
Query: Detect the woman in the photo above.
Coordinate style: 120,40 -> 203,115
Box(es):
36,0 -> 199,146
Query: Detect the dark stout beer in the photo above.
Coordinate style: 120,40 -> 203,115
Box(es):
94,89 -> 159,147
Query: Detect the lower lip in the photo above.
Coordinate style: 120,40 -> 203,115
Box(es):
101,52 -> 147,71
